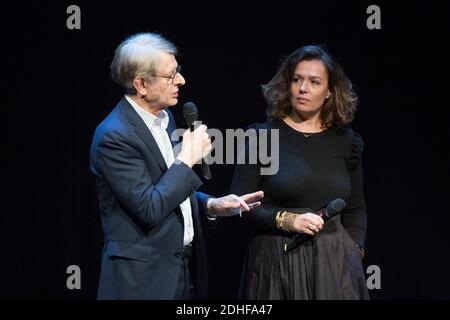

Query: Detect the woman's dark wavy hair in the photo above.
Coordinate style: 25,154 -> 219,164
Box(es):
262,45 -> 357,129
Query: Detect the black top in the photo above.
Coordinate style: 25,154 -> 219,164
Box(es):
231,118 -> 367,248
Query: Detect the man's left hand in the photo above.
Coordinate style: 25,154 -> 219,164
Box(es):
207,191 -> 264,217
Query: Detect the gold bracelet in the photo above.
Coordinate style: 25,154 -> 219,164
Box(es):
279,212 -> 296,233
275,211 -> 286,230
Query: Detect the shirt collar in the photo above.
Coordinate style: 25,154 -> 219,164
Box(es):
125,95 -> 169,129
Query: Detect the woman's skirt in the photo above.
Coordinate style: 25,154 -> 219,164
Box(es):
242,216 -> 370,300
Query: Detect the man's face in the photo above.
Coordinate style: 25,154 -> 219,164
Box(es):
143,52 -> 185,109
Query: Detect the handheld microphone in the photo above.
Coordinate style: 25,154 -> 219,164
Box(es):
182,101 -> 212,180
284,198 -> 347,252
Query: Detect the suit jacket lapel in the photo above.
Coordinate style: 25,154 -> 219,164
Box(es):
119,97 -> 168,172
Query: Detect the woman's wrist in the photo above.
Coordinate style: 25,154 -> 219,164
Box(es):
276,211 -> 296,233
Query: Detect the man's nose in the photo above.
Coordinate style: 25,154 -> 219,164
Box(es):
174,73 -> 186,86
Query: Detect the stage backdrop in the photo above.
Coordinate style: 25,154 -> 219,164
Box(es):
2,1 -> 449,299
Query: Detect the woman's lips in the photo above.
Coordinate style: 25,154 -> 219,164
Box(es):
297,97 -> 309,104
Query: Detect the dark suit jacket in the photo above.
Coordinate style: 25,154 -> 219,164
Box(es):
90,97 -> 210,299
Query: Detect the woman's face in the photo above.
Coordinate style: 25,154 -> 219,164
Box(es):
289,59 -> 331,117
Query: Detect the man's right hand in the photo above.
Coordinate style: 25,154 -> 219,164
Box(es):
176,125 -> 212,168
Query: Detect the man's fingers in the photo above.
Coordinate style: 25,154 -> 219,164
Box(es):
238,198 -> 250,212
248,201 -> 261,210
229,194 -> 250,212
240,191 -> 264,204
195,124 -> 207,133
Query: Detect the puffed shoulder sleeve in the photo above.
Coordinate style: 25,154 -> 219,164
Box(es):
341,129 -> 367,249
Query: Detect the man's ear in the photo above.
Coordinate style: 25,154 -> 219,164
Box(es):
133,77 -> 148,96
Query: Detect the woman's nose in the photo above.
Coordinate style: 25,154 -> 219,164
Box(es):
300,82 -> 307,92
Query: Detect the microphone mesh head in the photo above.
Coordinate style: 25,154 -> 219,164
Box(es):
183,101 -> 198,124
328,198 -> 347,216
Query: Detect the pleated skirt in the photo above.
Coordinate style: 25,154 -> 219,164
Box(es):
241,216 -> 369,300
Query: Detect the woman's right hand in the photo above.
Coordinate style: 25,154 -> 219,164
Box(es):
292,212 -> 325,236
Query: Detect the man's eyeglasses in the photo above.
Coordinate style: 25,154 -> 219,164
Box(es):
153,65 -> 182,84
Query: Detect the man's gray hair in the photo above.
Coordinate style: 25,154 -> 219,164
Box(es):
111,32 -> 177,94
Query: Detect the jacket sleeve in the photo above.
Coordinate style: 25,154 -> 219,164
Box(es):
92,130 -> 203,228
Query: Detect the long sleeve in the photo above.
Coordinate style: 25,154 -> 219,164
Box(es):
92,130 -> 203,229
231,138 -> 278,234
341,131 -> 368,248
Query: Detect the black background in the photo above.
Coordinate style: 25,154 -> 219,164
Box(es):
2,1 -> 449,300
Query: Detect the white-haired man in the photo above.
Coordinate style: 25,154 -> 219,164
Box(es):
90,32 -> 262,299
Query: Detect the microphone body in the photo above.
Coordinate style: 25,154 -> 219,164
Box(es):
182,102 -> 212,180
284,198 -> 346,252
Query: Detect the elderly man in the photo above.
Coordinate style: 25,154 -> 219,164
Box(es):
90,32 -> 263,299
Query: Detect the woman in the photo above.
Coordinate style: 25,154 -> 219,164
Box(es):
231,45 -> 369,299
